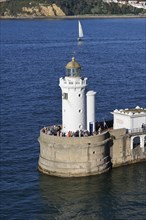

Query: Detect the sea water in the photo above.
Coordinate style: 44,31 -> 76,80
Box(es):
0,18 -> 146,219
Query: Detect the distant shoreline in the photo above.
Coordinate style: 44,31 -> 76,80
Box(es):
0,14 -> 146,20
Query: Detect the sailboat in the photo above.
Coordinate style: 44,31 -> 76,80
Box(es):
77,20 -> 84,41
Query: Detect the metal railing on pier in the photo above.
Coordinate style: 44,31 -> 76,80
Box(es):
128,128 -> 145,134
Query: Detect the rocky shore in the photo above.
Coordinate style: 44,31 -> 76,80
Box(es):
1,14 -> 146,20
1,0 -> 146,20
0,3 -> 65,19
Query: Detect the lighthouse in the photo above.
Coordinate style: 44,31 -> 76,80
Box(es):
38,57 -> 146,178
38,57 -> 114,177
59,57 -> 87,133
59,57 -> 96,134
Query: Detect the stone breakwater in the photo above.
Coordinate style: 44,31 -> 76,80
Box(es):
38,127 -> 146,177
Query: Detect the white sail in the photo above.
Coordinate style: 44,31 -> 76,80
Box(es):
78,21 -> 83,38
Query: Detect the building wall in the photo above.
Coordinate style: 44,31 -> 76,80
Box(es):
132,116 -> 146,129
113,114 -> 131,129
113,113 -> 146,130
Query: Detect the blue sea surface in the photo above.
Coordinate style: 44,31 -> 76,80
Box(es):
0,18 -> 146,219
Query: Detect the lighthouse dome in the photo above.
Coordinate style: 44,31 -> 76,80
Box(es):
65,57 -> 81,77
66,57 -> 81,69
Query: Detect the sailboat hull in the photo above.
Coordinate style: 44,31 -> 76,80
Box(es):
77,37 -> 83,41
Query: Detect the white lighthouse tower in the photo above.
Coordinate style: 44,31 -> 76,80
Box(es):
59,57 -> 87,133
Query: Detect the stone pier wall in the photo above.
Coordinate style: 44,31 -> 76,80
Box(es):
38,128 -> 146,177
38,130 -> 112,177
109,128 -> 146,167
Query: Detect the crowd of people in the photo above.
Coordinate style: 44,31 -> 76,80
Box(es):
42,125 -> 103,137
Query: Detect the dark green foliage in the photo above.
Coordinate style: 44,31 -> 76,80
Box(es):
0,0 -> 145,16
55,0 -> 145,15
0,0 -> 36,16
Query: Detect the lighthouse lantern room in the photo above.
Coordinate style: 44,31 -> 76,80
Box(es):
59,57 -> 87,133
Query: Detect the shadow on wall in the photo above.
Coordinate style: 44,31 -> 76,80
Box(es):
95,120 -> 113,132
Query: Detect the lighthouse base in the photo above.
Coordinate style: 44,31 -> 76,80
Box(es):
38,129 -> 112,177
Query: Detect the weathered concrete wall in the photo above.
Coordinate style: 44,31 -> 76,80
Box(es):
38,128 -> 146,177
38,130 -> 112,177
109,128 -> 146,167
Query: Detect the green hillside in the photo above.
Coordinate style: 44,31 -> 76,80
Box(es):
0,0 -> 145,17
55,0 -> 145,15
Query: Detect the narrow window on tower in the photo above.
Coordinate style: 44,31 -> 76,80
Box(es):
62,93 -> 68,100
